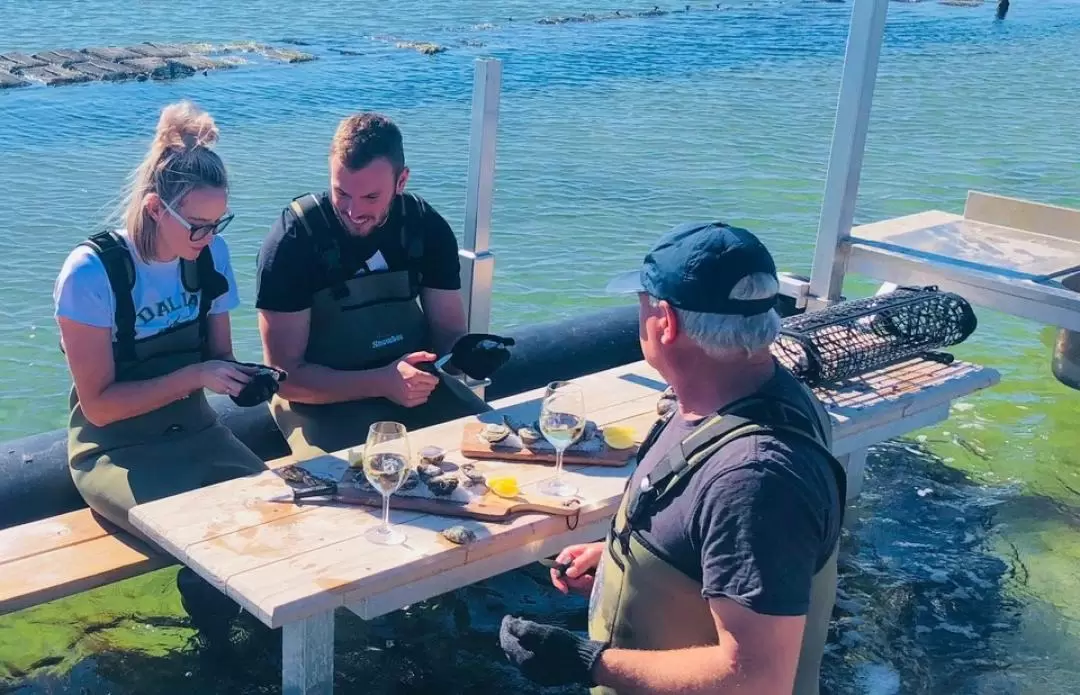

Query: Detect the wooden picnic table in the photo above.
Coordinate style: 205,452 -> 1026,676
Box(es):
128,357 -> 999,695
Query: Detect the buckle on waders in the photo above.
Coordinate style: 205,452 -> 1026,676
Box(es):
625,475 -> 655,526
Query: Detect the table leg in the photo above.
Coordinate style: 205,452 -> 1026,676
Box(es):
282,610 -> 335,695
839,448 -> 868,503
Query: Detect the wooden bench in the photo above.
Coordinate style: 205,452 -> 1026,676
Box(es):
0,455 -> 294,616
0,357 -> 1000,619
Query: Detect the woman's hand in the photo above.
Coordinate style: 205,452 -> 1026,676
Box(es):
58,317 -> 213,427
196,360 -> 256,397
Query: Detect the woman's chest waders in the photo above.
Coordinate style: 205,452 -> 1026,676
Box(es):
269,194 -> 431,460
66,231 -> 227,467
586,396 -> 847,695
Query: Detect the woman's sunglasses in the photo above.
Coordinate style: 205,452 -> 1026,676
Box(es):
162,199 -> 234,242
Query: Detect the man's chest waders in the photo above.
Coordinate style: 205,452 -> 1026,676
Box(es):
587,393 -> 847,695
269,194 -> 435,459
66,231 -> 266,538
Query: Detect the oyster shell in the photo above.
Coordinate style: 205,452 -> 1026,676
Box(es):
278,464 -> 323,487
399,468 -> 420,491
518,425 -> 542,446
419,445 -> 445,467
657,387 -> 677,417
481,422 -> 510,443
417,463 -> 444,481
344,468 -> 374,491
441,525 -> 477,545
460,463 -> 485,486
426,474 -> 459,496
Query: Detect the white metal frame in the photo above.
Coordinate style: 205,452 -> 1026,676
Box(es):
806,0 -> 1080,340
454,58 -> 503,399
807,0 -> 891,309
459,58 -> 501,338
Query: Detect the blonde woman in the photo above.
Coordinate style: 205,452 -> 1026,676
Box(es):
53,100 -> 266,644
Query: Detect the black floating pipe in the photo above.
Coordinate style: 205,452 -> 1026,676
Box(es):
0,296 -> 801,531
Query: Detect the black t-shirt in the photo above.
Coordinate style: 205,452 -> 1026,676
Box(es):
255,192 -> 462,313
630,365 -> 843,616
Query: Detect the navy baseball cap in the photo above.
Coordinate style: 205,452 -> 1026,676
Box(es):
605,221 -> 778,316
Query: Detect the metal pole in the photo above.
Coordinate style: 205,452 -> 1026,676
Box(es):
460,58 -> 501,337
806,0 -> 890,309
457,58 -> 501,398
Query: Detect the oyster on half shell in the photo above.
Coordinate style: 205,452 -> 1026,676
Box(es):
480,422 -> 511,444
426,474 -> 459,496
417,463 -> 444,481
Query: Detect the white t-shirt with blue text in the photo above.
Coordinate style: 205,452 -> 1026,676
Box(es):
53,230 -> 241,344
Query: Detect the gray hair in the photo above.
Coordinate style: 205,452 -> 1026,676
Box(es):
649,272 -> 781,357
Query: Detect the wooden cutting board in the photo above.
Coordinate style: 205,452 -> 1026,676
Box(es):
275,459 -> 583,523
459,421 -> 638,467
332,483 -> 582,523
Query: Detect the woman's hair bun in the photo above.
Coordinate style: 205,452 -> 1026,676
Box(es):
153,100 -> 219,151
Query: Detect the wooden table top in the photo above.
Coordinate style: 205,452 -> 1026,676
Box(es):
128,357 -> 999,629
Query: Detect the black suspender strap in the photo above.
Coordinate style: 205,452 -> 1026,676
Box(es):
616,394 -> 845,551
81,231 -> 137,362
616,408 -> 674,497
289,193 -> 350,300
193,246 -> 227,315
398,193 -> 425,296
192,245 -> 228,357
621,407 -> 763,544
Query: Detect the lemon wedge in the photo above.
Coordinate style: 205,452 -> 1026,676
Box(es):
603,425 -> 636,450
487,476 -> 521,498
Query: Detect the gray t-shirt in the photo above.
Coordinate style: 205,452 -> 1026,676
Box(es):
626,365 -> 843,616
53,230 -> 240,345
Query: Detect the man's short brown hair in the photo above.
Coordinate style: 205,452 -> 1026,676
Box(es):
330,112 -> 406,174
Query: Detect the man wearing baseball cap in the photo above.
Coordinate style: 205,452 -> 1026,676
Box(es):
500,222 -> 846,695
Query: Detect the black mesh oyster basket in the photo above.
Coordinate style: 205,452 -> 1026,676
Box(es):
771,286 -> 978,387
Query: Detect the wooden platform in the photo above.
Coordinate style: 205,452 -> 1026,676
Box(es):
122,357 -> 997,694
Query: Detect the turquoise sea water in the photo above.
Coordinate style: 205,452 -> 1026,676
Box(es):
2,1 -> 1080,693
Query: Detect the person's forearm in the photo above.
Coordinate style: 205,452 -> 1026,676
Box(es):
84,366 -> 203,427
276,362 -> 389,405
592,642 -> 743,695
430,324 -> 466,356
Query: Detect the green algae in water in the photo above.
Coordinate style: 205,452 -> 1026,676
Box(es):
3,563 -> 590,695
991,504 -> 1080,624
0,567 -> 190,683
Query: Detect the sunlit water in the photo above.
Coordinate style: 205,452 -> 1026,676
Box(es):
2,1 -> 1079,693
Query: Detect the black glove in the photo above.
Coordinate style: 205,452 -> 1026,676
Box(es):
447,333 -> 515,381
227,361 -> 287,408
499,615 -> 607,687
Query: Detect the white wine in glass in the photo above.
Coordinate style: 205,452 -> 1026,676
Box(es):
538,381 -> 585,498
363,421 -> 410,546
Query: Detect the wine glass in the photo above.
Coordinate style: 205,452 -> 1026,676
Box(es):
538,381 -> 586,498
362,421 -> 411,546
